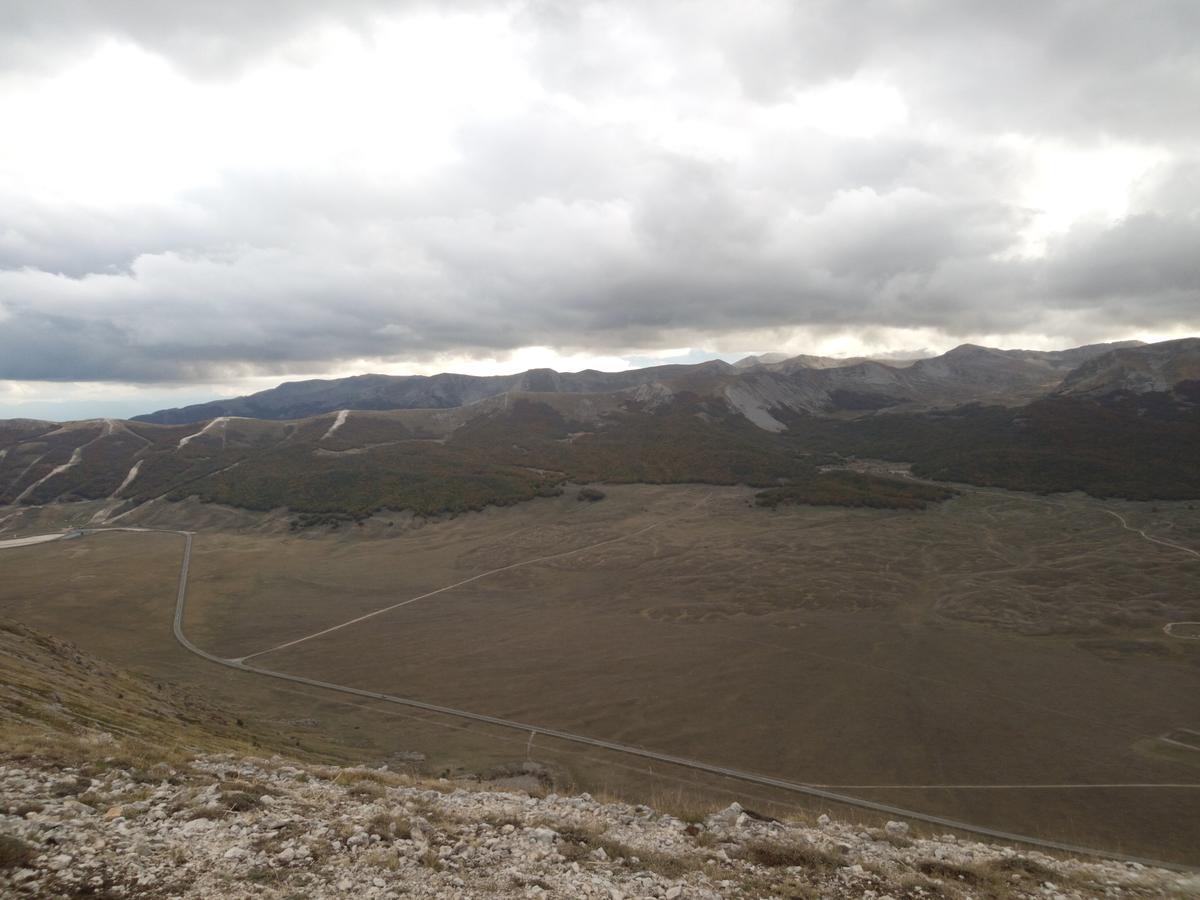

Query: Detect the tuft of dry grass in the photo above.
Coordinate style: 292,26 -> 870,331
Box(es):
362,847 -> 402,870
647,787 -> 720,825
366,812 -> 413,839
49,775 -> 91,797
510,873 -> 553,890
541,822 -> 706,879
909,857 -> 1069,899
735,837 -> 843,871
866,826 -> 914,848
219,779 -> 275,796
0,834 -> 36,870
982,855 -> 1055,880
551,824 -> 601,863
734,870 -> 823,900
185,804 -> 226,821
0,725 -> 194,776
327,767 -> 409,788
346,780 -> 386,800
894,871 -> 963,898
597,836 -> 704,879
218,790 -> 262,812
915,858 -> 991,885
244,866 -> 285,885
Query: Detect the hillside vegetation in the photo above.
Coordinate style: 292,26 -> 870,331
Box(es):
755,472 -> 958,510
792,387 -> 1200,500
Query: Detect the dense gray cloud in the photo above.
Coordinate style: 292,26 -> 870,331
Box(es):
0,0 -> 1198,384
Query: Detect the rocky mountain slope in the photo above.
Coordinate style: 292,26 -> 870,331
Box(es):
1057,338 -> 1200,397
1,620 -> 1194,899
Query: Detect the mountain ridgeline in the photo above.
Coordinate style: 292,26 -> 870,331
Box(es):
134,340 -> 1146,426
2,338 -> 1198,520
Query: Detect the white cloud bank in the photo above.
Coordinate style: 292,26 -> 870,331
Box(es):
0,0 -> 1197,417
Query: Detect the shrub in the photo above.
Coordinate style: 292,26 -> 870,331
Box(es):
346,781 -> 386,800
219,790 -> 261,812
0,835 -> 35,870
366,812 -> 412,839
736,838 -> 842,871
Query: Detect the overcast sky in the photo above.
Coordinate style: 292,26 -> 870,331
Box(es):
2,1 -> 1198,419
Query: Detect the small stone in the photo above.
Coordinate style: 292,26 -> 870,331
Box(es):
817,814 -> 831,827
182,818 -> 214,835
48,854 -> 73,871
223,847 -> 249,860
710,802 -> 743,827
666,887 -> 683,899
884,820 -> 909,837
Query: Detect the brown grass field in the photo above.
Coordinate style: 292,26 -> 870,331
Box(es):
2,484 -> 1198,864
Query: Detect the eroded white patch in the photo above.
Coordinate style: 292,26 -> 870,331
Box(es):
0,532 -> 66,549
15,445 -> 85,503
113,460 -> 143,497
721,383 -> 787,432
322,409 -> 350,440
177,416 -> 228,449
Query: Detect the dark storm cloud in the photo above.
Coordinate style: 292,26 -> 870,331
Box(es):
0,1 -> 1198,382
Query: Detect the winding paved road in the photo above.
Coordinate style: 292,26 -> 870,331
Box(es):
3,518 -> 1197,872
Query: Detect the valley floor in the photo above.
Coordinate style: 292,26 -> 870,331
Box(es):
1,483 -> 1198,866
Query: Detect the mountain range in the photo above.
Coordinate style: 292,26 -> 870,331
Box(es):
134,340 -> 1147,427
2,338 -> 1198,521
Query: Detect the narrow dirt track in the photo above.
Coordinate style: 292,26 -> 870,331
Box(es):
1103,509 -> 1200,559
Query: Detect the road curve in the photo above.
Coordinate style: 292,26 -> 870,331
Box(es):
4,525 -> 1197,872
1103,510 -> 1200,560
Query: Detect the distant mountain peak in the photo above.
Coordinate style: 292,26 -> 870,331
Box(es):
733,352 -> 790,368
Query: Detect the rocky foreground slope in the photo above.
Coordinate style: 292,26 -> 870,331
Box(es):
4,748 -> 1198,900
1,622 -> 1196,899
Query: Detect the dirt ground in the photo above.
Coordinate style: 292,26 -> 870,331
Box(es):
2,484 -> 1198,864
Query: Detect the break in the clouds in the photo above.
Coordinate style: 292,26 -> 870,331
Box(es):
1,1 -> 1198,400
